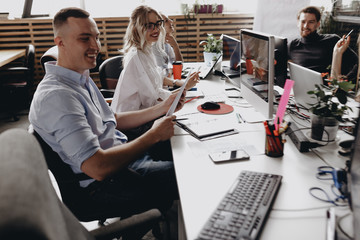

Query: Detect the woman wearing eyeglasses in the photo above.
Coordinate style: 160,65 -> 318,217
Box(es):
111,5 -> 199,113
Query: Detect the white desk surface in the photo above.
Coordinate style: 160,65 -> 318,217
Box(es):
171,74 -> 353,240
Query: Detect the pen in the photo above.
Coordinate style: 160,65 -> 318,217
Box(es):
237,112 -> 246,123
345,29 -> 353,39
236,113 -> 242,123
173,118 -> 188,122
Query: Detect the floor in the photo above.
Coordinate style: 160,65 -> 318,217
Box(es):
0,109 -> 178,240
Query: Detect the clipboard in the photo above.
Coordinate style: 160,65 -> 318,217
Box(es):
166,67 -> 199,116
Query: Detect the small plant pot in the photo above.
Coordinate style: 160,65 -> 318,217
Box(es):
203,52 -> 220,67
311,115 -> 339,141
194,4 -> 223,14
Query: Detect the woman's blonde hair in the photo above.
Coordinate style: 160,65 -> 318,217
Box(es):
123,5 -> 165,55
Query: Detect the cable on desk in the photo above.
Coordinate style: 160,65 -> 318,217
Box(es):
286,107 -> 310,123
285,126 -> 328,150
311,148 -> 334,167
272,205 -> 338,212
337,212 -> 353,239
308,187 -> 348,207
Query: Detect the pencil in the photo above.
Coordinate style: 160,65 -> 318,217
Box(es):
185,96 -> 200,103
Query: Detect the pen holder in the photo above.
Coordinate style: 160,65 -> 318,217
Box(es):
265,133 -> 284,157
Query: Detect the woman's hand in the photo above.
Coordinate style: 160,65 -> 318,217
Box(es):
165,34 -> 178,48
334,35 -> 350,55
185,72 -> 200,90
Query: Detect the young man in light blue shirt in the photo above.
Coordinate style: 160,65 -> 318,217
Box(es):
29,7 -> 182,217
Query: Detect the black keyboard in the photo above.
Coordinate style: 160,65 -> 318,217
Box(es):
197,170 -> 282,240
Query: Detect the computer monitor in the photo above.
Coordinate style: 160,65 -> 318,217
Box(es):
239,29 -> 275,120
349,113 -> 360,240
222,35 -> 240,74
274,36 -> 288,88
220,34 -> 241,89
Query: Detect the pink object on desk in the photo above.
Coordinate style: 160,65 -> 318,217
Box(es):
275,79 -> 294,131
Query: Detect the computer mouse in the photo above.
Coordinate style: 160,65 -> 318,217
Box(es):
338,140 -> 354,156
201,101 -> 220,110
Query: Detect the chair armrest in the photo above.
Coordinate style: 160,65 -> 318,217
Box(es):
90,209 -> 162,240
0,66 -> 30,72
100,89 -> 115,98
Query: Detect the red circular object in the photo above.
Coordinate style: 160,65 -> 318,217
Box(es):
197,103 -> 234,114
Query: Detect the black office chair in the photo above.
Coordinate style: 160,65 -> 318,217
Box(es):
0,128 -> 162,240
98,55 -> 123,99
0,44 -> 35,121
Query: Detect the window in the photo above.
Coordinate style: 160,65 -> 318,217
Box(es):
333,0 -> 360,23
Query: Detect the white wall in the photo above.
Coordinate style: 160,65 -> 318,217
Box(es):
253,0 -> 310,42
253,0 -> 333,42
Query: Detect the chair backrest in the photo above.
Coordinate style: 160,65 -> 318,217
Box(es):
31,130 -> 109,222
0,129 -> 94,240
99,55 -> 124,89
27,44 -> 35,71
26,44 -> 35,86
40,46 -> 58,71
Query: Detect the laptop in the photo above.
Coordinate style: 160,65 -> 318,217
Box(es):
221,34 -> 241,78
182,54 -> 221,79
288,62 -> 323,108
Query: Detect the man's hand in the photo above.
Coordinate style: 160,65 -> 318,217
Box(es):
160,91 -> 186,114
148,115 -> 176,142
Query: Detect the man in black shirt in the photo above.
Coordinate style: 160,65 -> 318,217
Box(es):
288,6 -> 358,83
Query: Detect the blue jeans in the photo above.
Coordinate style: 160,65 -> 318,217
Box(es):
88,153 -> 178,217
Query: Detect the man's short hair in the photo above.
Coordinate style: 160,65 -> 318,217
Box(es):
53,7 -> 90,36
297,6 -> 321,22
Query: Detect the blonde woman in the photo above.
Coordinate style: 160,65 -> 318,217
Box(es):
111,5 -> 199,113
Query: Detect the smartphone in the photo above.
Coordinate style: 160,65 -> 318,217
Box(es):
209,149 -> 250,163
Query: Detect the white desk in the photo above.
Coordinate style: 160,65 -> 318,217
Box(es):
171,74 -> 353,240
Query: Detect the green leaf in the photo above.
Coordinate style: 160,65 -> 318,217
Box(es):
338,81 -> 355,91
335,89 -> 347,104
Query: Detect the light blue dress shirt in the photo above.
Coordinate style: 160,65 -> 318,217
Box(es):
29,62 -> 127,187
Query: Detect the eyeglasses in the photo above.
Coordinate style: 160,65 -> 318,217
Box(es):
145,20 -> 164,31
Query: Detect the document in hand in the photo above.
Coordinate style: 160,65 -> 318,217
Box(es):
176,117 -> 239,141
166,67 -> 199,116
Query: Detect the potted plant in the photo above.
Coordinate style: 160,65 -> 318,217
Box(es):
199,33 -> 222,67
194,2 -> 223,14
307,74 -> 354,141
181,2 -> 223,23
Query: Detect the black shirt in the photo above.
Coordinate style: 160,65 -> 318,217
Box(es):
288,32 -> 358,83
